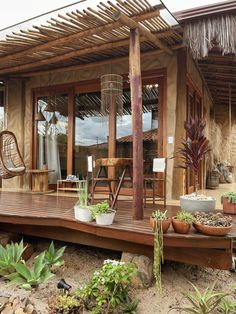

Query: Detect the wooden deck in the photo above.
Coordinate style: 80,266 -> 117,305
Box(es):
0,191 -> 235,270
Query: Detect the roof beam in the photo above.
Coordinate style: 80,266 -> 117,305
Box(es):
0,37 -> 182,76
112,11 -> 173,55
7,49 -> 162,78
0,9 -> 161,64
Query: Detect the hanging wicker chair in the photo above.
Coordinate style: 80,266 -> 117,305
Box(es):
0,130 -> 26,179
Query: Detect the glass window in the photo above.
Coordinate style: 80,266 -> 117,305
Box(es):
117,84 -> 158,175
36,93 -> 68,183
73,91 -> 108,178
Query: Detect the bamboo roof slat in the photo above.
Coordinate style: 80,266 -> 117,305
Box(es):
0,0 -> 182,76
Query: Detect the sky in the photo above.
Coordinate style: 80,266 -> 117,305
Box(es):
0,0 -> 228,30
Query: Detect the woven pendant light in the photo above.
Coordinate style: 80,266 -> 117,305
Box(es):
101,74 -> 123,116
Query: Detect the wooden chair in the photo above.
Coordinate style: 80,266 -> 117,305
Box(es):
144,157 -> 167,207
0,130 -> 26,179
87,156 -> 117,205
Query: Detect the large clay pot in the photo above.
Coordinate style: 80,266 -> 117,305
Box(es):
150,217 -> 171,233
193,222 -> 232,236
222,197 -> 236,215
172,217 -> 191,234
180,196 -> 216,212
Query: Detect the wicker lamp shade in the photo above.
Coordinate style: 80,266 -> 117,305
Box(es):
101,74 -> 123,116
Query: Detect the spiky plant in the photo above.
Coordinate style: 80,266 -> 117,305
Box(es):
176,117 -> 211,192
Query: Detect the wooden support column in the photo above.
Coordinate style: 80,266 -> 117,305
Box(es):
108,95 -> 117,191
67,87 -> 75,176
172,49 -> 187,198
129,28 -> 143,220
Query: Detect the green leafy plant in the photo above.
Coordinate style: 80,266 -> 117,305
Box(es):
76,180 -> 88,207
76,259 -> 137,314
0,239 -> 25,276
151,209 -> 167,220
175,117 -> 211,192
223,192 -> 236,204
151,210 -> 168,290
121,298 -> 139,314
44,241 -> 66,267
48,293 -> 83,314
171,282 -> 226,314
7,251 -> 54,290
176,210 -> 195,224
218,297 -> 236,314
91,201 -> 111,218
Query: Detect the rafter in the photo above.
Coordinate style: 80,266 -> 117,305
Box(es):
112,11 -> 173,55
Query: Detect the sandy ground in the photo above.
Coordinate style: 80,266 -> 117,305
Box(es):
1,238 -> 235,314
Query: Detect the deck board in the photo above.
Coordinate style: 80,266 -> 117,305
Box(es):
0,191 -> 235,269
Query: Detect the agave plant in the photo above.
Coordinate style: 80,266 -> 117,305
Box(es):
176,117 -> 211,192
0,240 -> 26,276
44,241 -> 66,267
7,251 -> 54,290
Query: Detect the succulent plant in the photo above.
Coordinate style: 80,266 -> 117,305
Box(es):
176,210 -> 195,224
223,192 -> 236,204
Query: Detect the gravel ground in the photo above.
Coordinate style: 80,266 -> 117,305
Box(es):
1,238 -> 236,314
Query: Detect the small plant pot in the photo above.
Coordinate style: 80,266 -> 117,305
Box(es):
222,197 -> 236,215
74,205 -> 92,222
150,217 -> 171,233
172,217 -> 191,234
95,210 -> 116,225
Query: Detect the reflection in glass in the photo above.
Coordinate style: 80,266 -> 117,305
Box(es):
74,92 -> 108,178
36,94 -> 68,183
116,85 -> 158,176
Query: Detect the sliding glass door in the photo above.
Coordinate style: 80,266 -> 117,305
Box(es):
35,93 -> 68,183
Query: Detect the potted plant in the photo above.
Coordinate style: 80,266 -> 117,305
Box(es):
222,192 -> 236,214
175,117 -> 215,212
74,181 -> 93,222
150,210 -> 171,290
172,210 -> 195,234
193,212 -> 233,236
91,201 -> 116,225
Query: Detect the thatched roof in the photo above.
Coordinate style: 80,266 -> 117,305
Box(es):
0,0 -> 182,78
174,1 -> 236,107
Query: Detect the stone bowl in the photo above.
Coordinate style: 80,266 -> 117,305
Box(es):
180,196 -> 216,212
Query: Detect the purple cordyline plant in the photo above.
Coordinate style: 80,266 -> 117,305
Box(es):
176,117 -> 211,193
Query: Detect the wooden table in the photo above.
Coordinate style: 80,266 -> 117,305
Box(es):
94,158 -> 133,209
27,169 -> 54,193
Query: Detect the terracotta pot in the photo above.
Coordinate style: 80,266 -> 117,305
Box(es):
193,222 -> 232,236
222,197 -> 236,215
150,217 -> 171,233
172,217 -> 191,234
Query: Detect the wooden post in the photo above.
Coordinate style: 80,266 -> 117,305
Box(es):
129,28 -> 143,220
108,95 -> 117,192
172,49 -> 187,198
